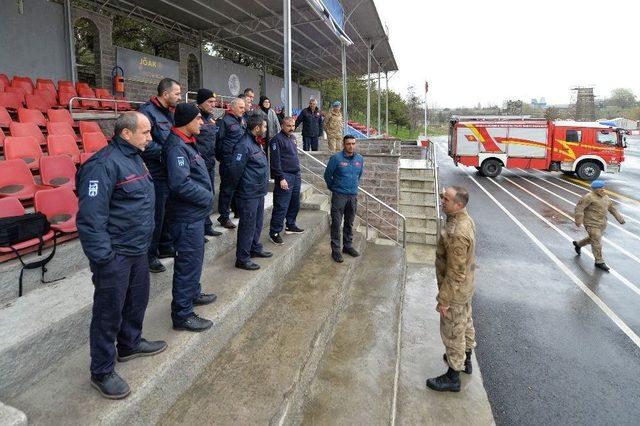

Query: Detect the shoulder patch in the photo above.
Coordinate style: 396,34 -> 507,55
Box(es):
177,156 -> 186,167
88,180 -> 99,197
236,153 -> 243,161
271,143 -> 277,151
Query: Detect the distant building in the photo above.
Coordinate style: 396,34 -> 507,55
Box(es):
531,97 -> 547,108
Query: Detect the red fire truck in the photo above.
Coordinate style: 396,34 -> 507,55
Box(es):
448,116 -> 626,180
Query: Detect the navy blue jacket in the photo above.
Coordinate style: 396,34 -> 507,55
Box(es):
215,112 -> 245,163
295,107 -> 323,138
164,129 -> 213,223
77,136 -> 155,264
195,110 -> 218,171
269,131 -> 300,182
138,97 -> 174,180
323,150 -> 365,196
229,132 -> 269,200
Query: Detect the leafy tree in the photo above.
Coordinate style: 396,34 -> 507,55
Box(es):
544,106 -> 560,121
608,88 -> 637,109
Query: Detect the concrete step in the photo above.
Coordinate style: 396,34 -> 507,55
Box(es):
159,233 -> 368,425
300,243 -> 406,425
399,168 -> 434,181
400,179 -> 436,192
400,190 -> 436,206
301,193 -> 330,211
406,218 -> 438,233
401,232 -> 437,245
4,210 -> 330,425
399,204 -> 437,217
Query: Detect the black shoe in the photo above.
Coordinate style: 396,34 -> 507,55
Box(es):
443,352 -> 473,374
269,233 -> 284,245
172,314 -> 213,332
117,338 -> 168,362
205,227 -> 223,237
595,262 -> 610,272
158,250 -> 176,259
250,250 -> 273,258
219,218 -> 236,229
235,260 -> 260,270
331,251 -> 344,263
285,225 -> 305,234
193,292 -> 217,305
573,241 -> 581,255
426,367 -> 461,392
342,247 -> 360,257
91,371 -> 131,399
149,258 -> 166,273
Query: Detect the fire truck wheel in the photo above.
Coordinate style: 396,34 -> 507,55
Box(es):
576,161 -> 601,181
480,159 -> 502,178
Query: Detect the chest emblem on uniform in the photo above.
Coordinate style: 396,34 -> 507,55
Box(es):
355,161 -> 362,167
236,153 -> 243,161
177,156 -> 186,167
339,162 -> 348,167
88,180 -> 99,197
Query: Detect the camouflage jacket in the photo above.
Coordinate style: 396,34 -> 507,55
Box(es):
575,191 -> 623,229
435,209 -> 476,306
324,110 -> 343,138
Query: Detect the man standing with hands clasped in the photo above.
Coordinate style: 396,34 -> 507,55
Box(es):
426,186 -> 476,393
572,179 -> 625,272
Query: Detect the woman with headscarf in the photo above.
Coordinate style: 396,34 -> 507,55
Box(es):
255,96 -> 282,147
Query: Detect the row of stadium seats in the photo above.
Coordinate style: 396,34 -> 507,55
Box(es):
0,74 -> 132,111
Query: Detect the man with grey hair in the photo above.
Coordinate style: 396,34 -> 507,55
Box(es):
295,97 -> 323,151
77,111 -> 168,400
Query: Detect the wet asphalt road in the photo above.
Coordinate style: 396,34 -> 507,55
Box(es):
431,136 -> 640,425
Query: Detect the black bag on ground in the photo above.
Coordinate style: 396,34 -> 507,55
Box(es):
0,212 -> 61,297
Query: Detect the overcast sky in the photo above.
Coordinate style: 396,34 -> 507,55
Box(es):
374,0 -> 640,108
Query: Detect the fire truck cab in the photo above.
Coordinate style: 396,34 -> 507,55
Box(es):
448,116 -> 626,181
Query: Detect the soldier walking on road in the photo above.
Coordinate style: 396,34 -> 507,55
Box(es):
427,186 -> 476,393
573,180 -> 625,272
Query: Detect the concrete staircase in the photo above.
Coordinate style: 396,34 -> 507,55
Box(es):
399,162 -> 438,246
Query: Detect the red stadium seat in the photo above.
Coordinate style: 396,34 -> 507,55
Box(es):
33,88 -> 57,108
11,78 -> 33,96
79,121 -> 102,136
10,122 -> 45,146
5,86 -> 26,105
58,80 -> 73,90
0,106 -> 13,128
0,128 -> 5,148
0,78 -> 6,92
36,79 -> 57,94
82,132 -> 108,153
40,155 -> 76,189
78,87 -> 100,109
4,136 -> 44,170
0,92 -> 22,111
0,74 -> 10,88
25,94 -> 52,113
58,87 -> 79,109
76,82 -> 91,92
0,159 -> 49,201
18,108 -> 47,127
47,134 -> 81,163
34,187 -> 78,233
114,94 -> 133,111
47,108 -> 75,127
46,121 -> 79,142
80,152 -> 94,164
95,88 -> 116,109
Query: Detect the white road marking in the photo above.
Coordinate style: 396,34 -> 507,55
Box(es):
465,172 -> 640,348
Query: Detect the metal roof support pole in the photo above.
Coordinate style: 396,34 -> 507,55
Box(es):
341,42 -> 348,136
64,0 -> 77,84
199,30 -> 204,87
260,57 -> 267,97
377,68 -> 381,135
283,0 -> 292,116
385,71 -> 389,135
366,44 -> 371,138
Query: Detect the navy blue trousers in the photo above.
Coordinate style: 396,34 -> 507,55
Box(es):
303,136 -> 319,151
89,254 -> 149,376
236,197 -> 264,263
217,161 -> 237,222
270,172 -> 301,235
204,168 -> 216,231
148,179 -> 174,259
169,219 -> 204,323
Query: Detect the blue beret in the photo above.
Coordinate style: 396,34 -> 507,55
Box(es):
332,101 -> 342,108
591,180 -> 605,189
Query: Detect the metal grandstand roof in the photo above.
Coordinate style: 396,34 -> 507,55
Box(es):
93,0 -> 397,79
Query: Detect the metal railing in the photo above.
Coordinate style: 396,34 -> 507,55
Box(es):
426,138 -> 442,236
68,96 -> 145,118
296,147 -> 407,247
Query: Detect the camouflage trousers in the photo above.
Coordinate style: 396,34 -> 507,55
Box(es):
577,226 -> 604,263
440,303 -> 476,371
327,136 -> 341,152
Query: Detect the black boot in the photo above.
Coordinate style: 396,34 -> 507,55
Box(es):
442,352 -> 473,374
91,371 -> 130,399
148,257 -> 166,273
193,292 -> 217,305
173,314 -> 213,332
572,241 -> 581,255
595,262 -> 610,272
117,338 -> 168,362
426,367 -> 461,392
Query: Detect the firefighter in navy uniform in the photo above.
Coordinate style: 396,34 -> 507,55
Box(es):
194,88 -> 223,237
164,103 -> 216,332
138,78 -> 182,273
77,112 -> 167,400
215,97 -> 246,229
229,114 -> 272,270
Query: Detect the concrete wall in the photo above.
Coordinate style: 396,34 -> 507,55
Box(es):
0,0 -> 70,82
202,55 -> 260,98
300,86 -> 322,108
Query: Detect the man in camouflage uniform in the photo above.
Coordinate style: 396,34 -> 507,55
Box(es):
573,179 -> 625,272
427,186 -> 476,393
324,101 -> 343,152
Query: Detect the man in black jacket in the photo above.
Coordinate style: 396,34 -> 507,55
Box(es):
195,88 -> 222,237
229,114 -> 272,270
165,103 -> 216,332
269,117 -> 304,245
295,98 -> 323,151
77,112 -> 167,399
